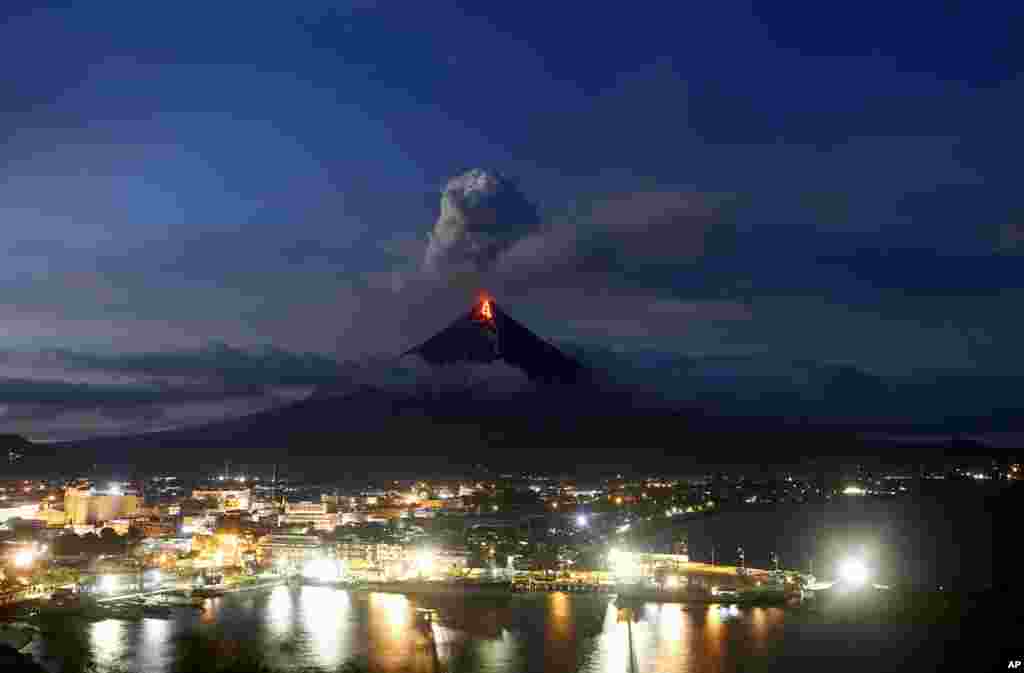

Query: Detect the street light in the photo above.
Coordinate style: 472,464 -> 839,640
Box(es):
838,558 -> 869,588
576,514 -> 588,528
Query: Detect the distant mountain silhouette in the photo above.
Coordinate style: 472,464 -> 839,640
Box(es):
405,297 -> 585,384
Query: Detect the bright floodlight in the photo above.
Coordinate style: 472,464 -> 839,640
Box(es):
415,550 -> 437,576
13,549 -> 34,568
838,558 -> 869,587
303,559 -> 339,582
609,549 -> 638,578
576,514 -> 588,528
99,574 -> 118,594
107,483 -> 123,496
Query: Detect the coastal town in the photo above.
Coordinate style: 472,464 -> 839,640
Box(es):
2,461 -> 1016,611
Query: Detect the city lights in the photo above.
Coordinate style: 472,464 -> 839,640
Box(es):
575,514 -> 588,528
842,486 -> 867,496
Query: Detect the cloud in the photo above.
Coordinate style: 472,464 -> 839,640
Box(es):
0,396 -> 296,443
497,190 -> 741,281
424,169 -> 541,274
0,345 -> 338,441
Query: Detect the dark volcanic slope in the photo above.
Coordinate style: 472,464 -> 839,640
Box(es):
406,300 -> 585,384
58,384 -> 1013,471
64,385 -> 866,457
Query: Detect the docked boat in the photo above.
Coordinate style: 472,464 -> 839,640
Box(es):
105,603 -> 144,620
156,594 -> 206,608
615,578 -> 793,606
0,621 -> 37,651
354,580 -> 514,600
140,603 -> 174,618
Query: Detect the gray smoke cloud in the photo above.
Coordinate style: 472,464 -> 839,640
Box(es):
424,168 -> 541,274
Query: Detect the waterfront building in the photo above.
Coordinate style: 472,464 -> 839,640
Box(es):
257,534 -> 323,566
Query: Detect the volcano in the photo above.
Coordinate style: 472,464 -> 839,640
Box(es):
404,296 -> 586,384
57,297 -> 975,468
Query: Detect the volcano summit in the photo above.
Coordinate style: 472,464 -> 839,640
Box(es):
404,296 -> 586,385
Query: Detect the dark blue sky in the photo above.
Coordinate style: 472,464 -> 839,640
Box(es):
2,2 -> 1022,439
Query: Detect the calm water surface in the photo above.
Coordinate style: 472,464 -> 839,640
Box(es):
26,585 -> 957,673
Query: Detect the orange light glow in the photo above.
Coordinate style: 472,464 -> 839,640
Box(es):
480,298 -> 494,321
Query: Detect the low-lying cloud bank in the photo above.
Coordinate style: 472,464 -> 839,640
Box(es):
0,345 -> 334,441
3,338 -> 1022,443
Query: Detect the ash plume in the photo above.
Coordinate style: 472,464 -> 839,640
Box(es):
424,168 -> 541,275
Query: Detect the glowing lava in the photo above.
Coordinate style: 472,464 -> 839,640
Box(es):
478,296 -> 494,322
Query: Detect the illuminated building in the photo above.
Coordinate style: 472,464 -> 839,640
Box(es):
105,519 -> 132,535
180,515 -> 214,536
609,550 -> 690,580
279,502 -> 339,531
258,534 -> 324,565
436,548 -> 471,573
35,504 -> 68,528
64,487 -> 139,526
140,520 -> 178,538
339,512 -> 369,525
191,488 -> 252,512
0,503 -> 42,525
320,494 -> 347,512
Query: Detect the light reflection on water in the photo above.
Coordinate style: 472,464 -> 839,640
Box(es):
367,592 -> 415,673
544,592 -> 576,667
88,619 -> 125,670
299,586 -> 353,669
653,604 -> 686,673
265,584 -> 293,640
140,617 -> 171,671
27,588 -> 936,673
